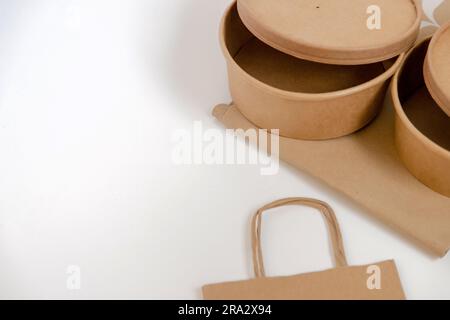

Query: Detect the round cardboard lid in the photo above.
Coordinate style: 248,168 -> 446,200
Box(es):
236,0 -> 422,65
424,22 -> 450,117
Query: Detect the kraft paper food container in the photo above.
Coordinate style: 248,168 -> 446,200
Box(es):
424,22 -> 450,117
220,2 -> 419,140
392,37 -> 450,198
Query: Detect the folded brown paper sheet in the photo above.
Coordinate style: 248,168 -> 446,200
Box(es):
203,198 -> 406,300
434,0 -> 450,26
212,99 -> 450,257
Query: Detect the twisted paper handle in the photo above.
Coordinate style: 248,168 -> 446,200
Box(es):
252,197 -> 348,278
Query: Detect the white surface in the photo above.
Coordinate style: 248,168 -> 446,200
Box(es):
0,0 -> 449,300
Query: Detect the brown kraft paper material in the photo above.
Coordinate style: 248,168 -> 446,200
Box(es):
203,198 -> 406,300
212,98 -> 450,257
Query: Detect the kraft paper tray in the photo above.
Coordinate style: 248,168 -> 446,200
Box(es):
212,97 -> 450,257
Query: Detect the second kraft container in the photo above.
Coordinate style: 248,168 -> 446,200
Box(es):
220,0 -> 421,140
392,24 -> 450,198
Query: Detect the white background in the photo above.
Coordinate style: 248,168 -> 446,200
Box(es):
0,0 -> 448,299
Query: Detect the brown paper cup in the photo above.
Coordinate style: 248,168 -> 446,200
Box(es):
221,3 -> 405,140
392,37 -> 450,198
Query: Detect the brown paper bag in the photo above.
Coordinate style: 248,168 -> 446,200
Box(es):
213,101 -> 450,257
203,198 -> 406,300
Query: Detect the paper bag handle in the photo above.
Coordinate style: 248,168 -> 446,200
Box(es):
252,197 -> 348,278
